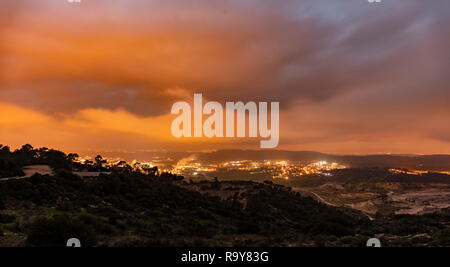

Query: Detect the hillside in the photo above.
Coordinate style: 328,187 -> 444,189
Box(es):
0,145 -> 449,247
0,171 -> 449,247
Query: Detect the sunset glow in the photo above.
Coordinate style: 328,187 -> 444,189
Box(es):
1,0 -> 449,155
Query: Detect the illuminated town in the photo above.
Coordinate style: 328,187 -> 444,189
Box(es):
170,159 -> 347,180
389,168 -> 450,176
73,155 -> 347,180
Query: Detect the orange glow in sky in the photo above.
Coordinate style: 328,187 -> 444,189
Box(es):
1,0 -> 449,154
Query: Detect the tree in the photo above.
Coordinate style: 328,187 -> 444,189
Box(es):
66,153 -> 79,162
142,166 -> 158,175
95,155 -> 106,169
26,216 -> 97,247
117,160 -> 127,167
20,144 -> 34,152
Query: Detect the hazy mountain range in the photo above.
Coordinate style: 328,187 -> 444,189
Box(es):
93,149 -> 450,172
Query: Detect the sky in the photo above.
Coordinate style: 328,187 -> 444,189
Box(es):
0,0 -> 449,155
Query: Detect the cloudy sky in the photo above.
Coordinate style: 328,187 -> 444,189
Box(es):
0,0 -> 449,154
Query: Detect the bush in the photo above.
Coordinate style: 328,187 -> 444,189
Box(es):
0,198 -> 5,210
26,216 -> 97,247
0,213 -> 15,224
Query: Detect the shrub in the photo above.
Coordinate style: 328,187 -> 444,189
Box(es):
26,216 -> 97,247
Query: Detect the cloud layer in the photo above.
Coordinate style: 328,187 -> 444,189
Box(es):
0,0 -> 449,154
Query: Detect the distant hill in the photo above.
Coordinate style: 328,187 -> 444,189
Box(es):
196,150 -> 326,163
195,150 -> 450,171
81,149 -> 450,172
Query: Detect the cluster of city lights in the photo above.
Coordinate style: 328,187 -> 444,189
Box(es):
171,159 -> 347,180
74,155 -> 347,180
389,168 -> 450,176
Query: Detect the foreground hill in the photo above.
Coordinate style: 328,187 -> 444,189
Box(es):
0,144 -> 449,247
0,171 -> 449,247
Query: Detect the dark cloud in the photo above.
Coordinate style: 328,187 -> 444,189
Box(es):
0,0 -> 449,154
1,1 -> 448,116
0,1 -> 446,116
